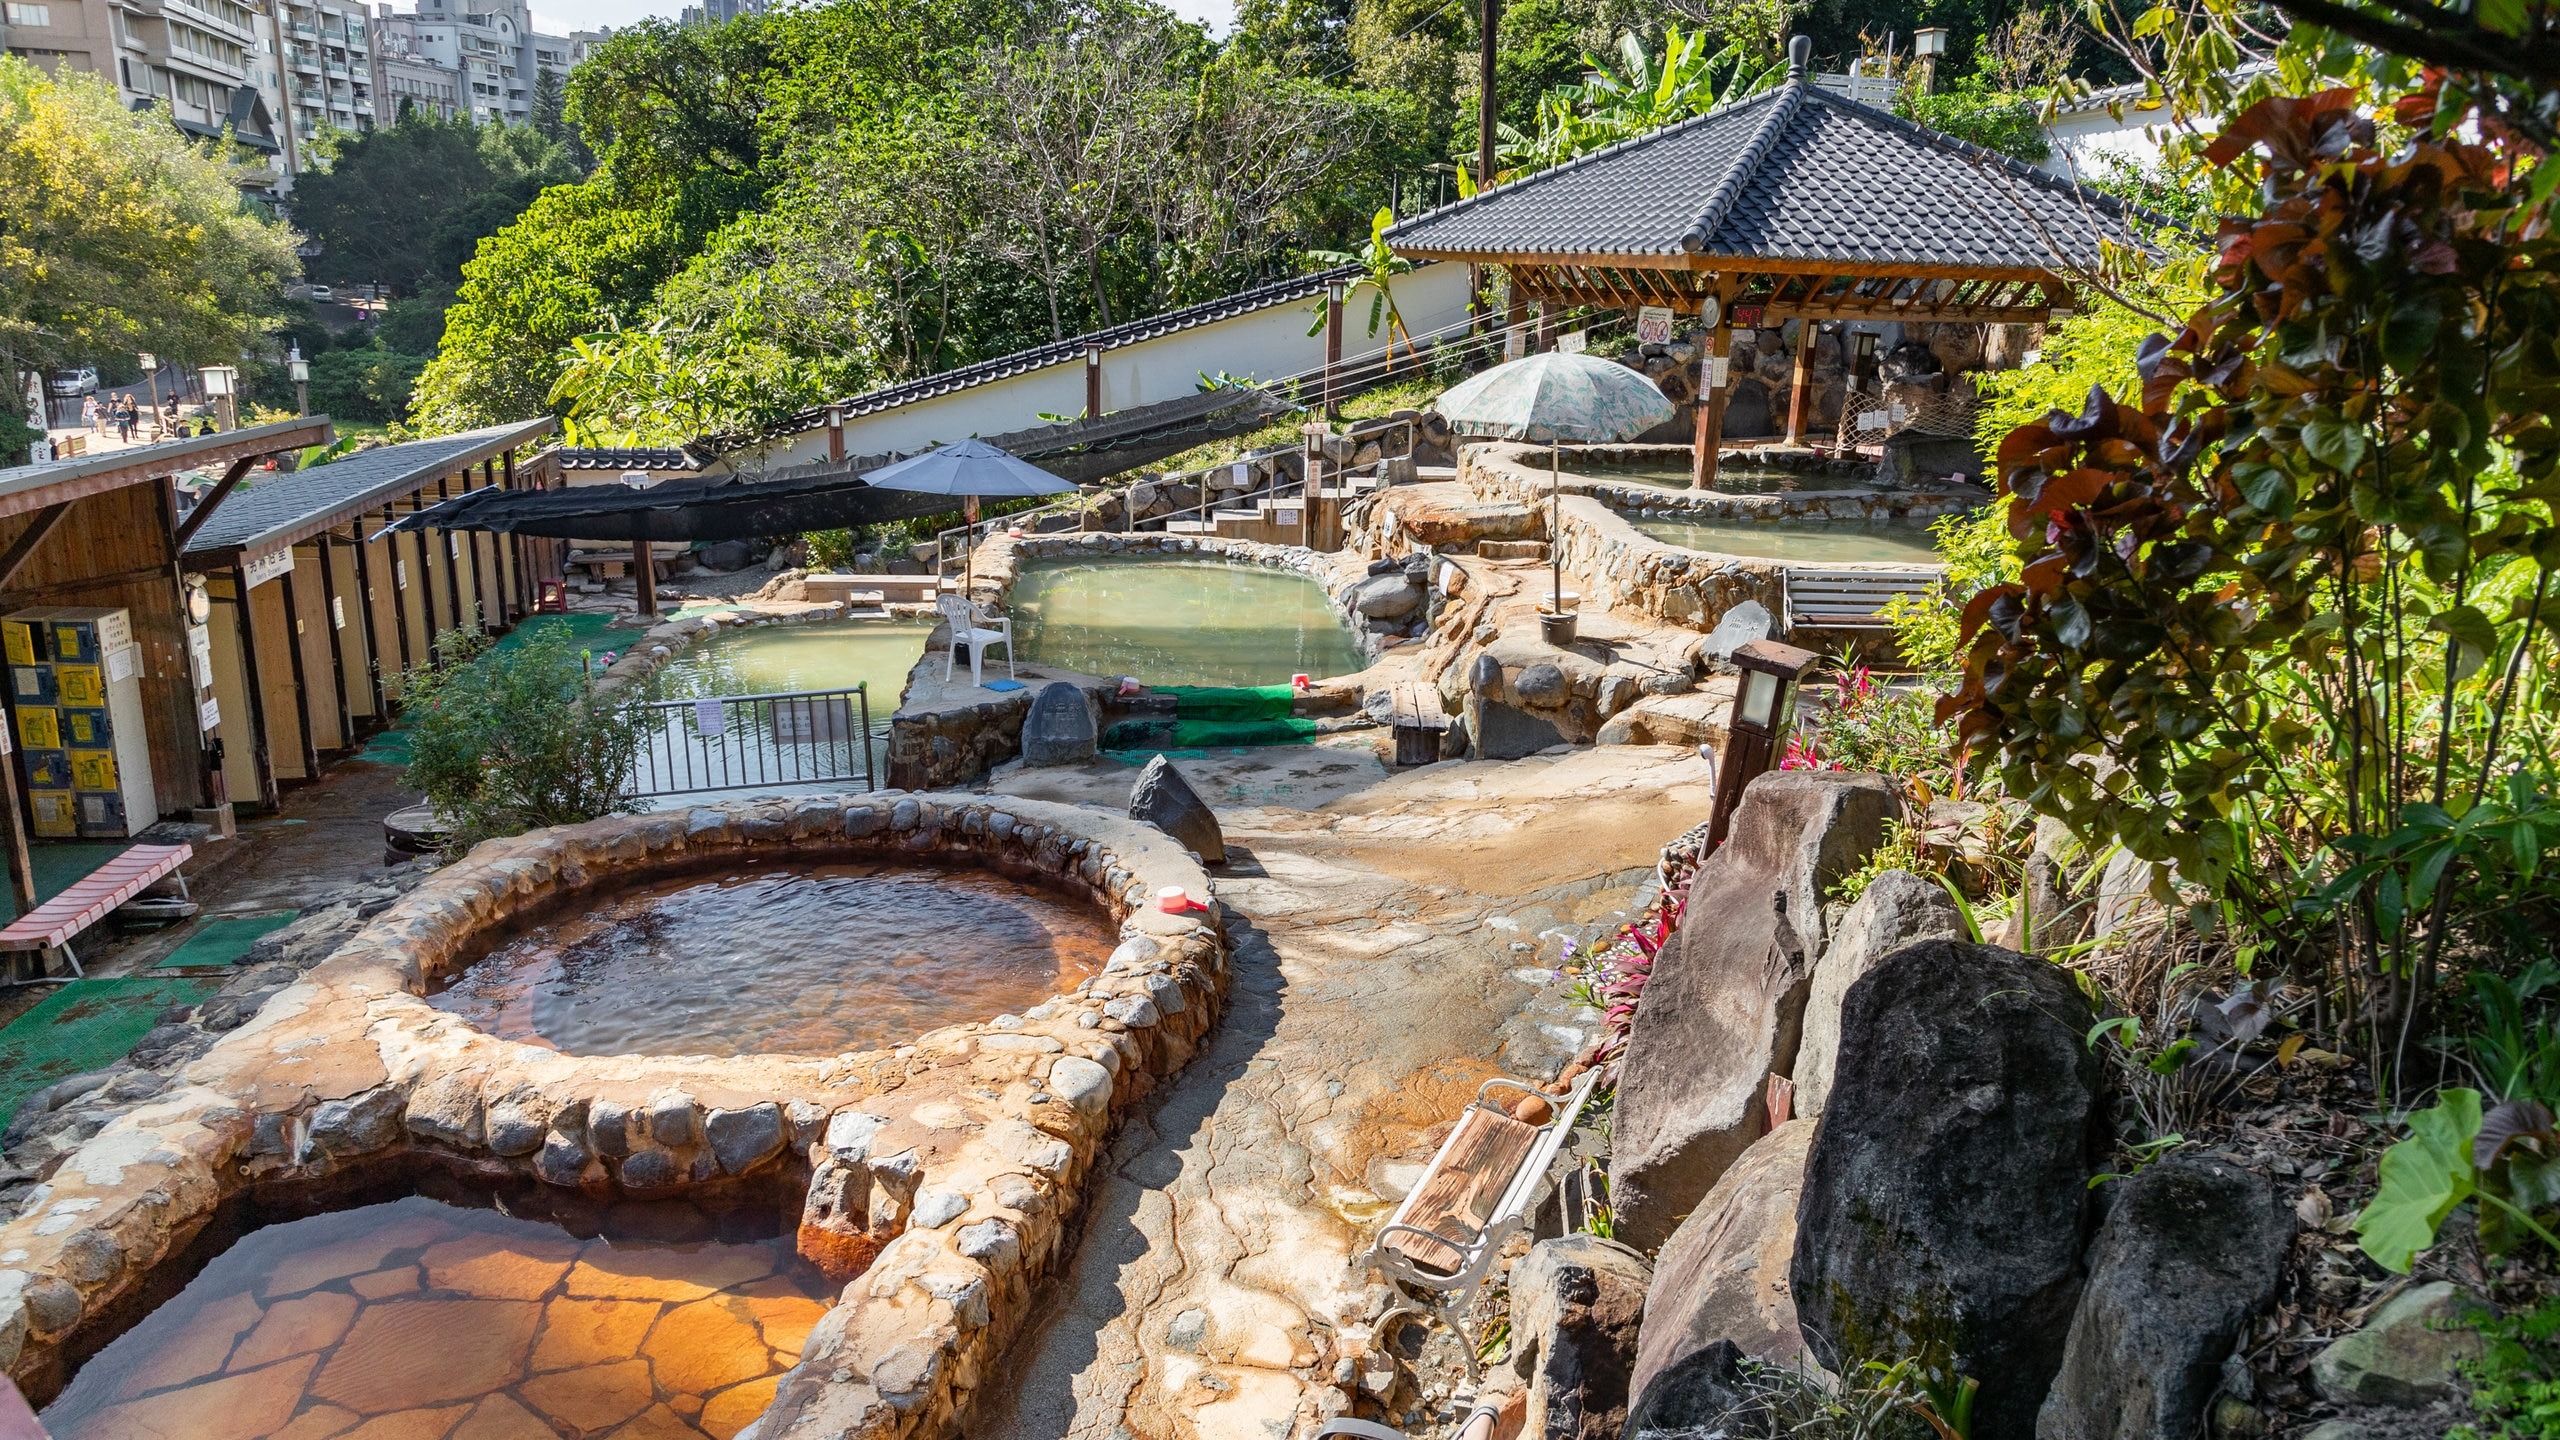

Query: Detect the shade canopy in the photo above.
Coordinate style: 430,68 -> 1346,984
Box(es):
377,469 -> 964,543
1432,352 -> 1675,445
858,438 -> 1082,499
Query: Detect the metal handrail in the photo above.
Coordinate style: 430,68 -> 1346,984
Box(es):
627,683 -> 876,798
926,307 -> 1631,568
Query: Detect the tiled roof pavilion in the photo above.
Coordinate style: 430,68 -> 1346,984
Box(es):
1388,38 -> 2147,326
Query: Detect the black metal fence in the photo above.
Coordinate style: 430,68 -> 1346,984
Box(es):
627,684 -> 878,798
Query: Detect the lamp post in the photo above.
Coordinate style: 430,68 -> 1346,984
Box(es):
1324,279 -> 1346,418
1083,344 -> 1103,421
1299,421 -> 1328,551
138,351 -> 160,437
1913,27 -> 1946,94
1706,638 -> 1823,851
199,365 -> 237,432
288,346 -> 309,417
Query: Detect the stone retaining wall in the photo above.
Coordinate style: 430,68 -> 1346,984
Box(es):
1457,443 -> 1971,638
588,600 -> 866,698
0,795 -> 1228,1440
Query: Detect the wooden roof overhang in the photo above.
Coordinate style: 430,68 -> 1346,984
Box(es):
1397,247 -> 2076,328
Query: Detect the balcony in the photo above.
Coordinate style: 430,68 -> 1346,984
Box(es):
289,49 -> 318,71
286,20 -> 316,37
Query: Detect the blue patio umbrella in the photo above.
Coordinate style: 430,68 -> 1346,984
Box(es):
1433,352 -> 1674,614
861,438 -> 1079,588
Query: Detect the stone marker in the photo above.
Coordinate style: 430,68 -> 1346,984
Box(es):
2039,1153 -> 2293,1440
1021,681 -> 1098,766
1699,599 -> 1774,664
1609,771 -> 1897,1249
1473,699 -> 1568,760
1792,939 -> 2105,1440
1128,754 -> 1225,864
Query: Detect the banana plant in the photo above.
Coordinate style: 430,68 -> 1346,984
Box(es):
1492,25 -> 1788,180
1304,206 -> 1416,372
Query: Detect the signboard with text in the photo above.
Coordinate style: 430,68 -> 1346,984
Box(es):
1635,306 -> 1675,346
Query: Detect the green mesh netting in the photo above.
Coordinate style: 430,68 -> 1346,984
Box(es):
0,976 -> 219,1125
154,910 -> 298,969
1103,685 -> 1319,752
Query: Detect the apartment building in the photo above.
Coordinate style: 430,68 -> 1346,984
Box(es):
4,0 -> 297,196
373,0 -> 571,126
273,0 -> 373,151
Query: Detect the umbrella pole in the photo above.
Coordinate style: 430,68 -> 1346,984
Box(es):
1550,444 -> 1562,613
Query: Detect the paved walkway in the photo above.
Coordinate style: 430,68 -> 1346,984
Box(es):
976,742 -> 1716,1440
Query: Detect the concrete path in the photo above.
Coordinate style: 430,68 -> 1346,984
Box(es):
976,742 -> 1716,1440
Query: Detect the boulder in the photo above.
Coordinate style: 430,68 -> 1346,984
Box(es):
1630,1119 -> 1812,1417
696,538 -> 757,572
1794,872 -> 1960,1118
2038,1154 -> 2293,1440
2310,1282 -> 2490,1408
1514,662 -> 1571,708
1021,681 -> 1098,766
1353,573 -> 1423,620
1609,771 -> 1899,1248
1792,940 -> 2106,1440
1624,1339 -> 1763,1440
1507,1235 -> 1654,1440
1128,754 -> 1224,864
1474,699 -> 1568,760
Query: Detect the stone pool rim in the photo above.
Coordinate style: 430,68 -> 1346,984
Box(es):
0,792 -> 1228,1440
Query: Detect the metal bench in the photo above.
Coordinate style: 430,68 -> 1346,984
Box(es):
0,843 -> 194,979
1782,565 -> 1940,630
1365,1067 -> 1600,1378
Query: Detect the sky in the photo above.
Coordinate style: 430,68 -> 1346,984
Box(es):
526,0 -> 1233,36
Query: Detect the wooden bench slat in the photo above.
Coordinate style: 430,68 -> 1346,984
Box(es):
1382,1107 -> 1540,1275
0,843 -> 192,952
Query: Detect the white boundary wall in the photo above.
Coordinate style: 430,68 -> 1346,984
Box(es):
711,262 -> 1476,476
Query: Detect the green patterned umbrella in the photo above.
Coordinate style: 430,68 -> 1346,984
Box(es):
1432,352 -> 1675,614
1430,351 -> 1676,445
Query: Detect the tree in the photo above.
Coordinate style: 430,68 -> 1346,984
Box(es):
1941,84 -> 2560,1084
289,110 -> 579,296
0,58 -> 299,437
408,182 -> 690,431
398,627 -> 653,850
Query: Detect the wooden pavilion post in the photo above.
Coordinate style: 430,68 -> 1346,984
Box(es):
435,475 -> 463,633
1786,321 -> 1816,446
275,564 -> 321,777
1691,276 -> 1736,489
315,536 -> 353,749
229,564 -> 277,807
349,520 -> 387,715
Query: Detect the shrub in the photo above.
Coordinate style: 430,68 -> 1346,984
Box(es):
397,627 -> 653,850
2457,1296 -> 2560,1440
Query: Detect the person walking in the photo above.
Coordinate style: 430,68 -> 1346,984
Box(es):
116,395 -> 137,442
81,394 -> 99,435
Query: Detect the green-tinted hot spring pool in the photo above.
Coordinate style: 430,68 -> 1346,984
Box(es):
1010,557 -> 1367,687
1627,515 -> 1946,564
427,862 -> 1114,1057
657,618 -> 933,702
40,1193 -> 832,1440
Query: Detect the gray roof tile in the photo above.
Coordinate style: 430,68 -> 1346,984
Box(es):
182,418 -> 552,558
1387,82 -> 2144,274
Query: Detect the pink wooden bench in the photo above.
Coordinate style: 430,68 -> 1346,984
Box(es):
0,843 -> 193,978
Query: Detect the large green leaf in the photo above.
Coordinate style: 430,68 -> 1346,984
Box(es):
2356,1089 -> 2483,1273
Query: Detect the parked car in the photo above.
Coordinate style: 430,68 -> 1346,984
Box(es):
49,367 -> 98,397
307,285 -> 335,302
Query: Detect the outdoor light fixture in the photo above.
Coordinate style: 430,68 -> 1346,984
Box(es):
286,347 -> 309,385
200,364 -> 239,432
1706,638 -> 1823,851
1913,26 -> 1945,55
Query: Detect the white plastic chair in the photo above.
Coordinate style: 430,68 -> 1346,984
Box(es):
937,593 -> 1015,687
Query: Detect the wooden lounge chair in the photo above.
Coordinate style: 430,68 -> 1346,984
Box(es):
1365,1067 -> 1601,1378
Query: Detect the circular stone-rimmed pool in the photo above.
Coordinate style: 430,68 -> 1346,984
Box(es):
424,859 -> 1117,1058
1009,554 -> 1366,687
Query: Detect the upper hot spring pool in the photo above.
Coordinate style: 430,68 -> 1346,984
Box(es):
1627,514 -> 1946,564
657,617 -> 933,700
427,861 -> 1115,1056
41,1192 -> 830,1440
1010,557 -> 1366,687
